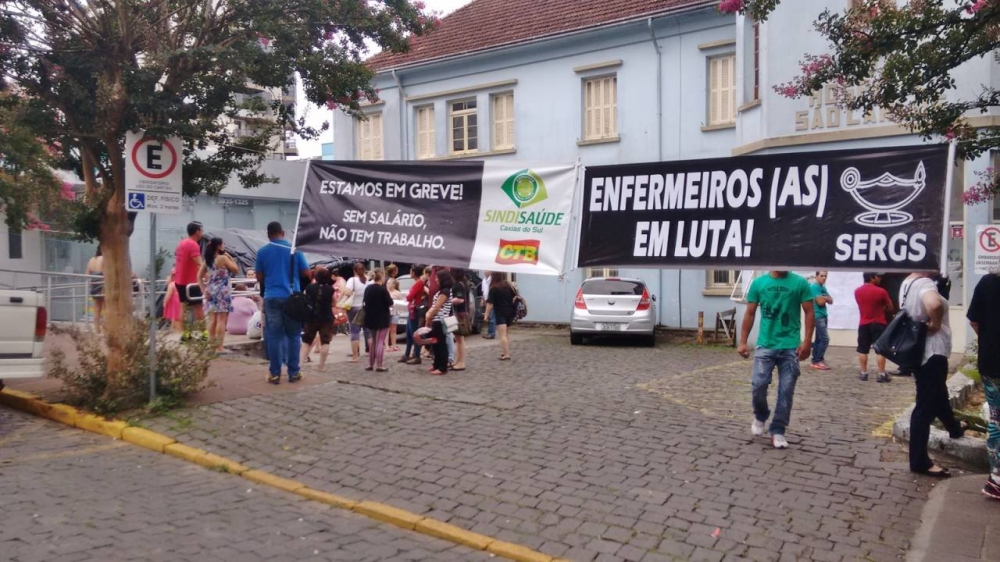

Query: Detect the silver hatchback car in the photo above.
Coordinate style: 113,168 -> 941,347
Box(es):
570,277 -> 657,346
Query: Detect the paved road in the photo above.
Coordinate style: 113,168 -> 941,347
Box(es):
143,334 -> 947,561
0,408 -> 489,562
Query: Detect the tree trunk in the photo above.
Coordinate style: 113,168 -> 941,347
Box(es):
99,143 -> 134,387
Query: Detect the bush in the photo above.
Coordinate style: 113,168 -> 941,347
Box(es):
48,322 -> 215,414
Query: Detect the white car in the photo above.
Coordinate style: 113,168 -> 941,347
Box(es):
570,277 -> 657,346
0,290 -> 48,389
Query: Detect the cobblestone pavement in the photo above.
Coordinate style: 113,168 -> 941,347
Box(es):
144,334 -> 951,562
0,408 -> 489,562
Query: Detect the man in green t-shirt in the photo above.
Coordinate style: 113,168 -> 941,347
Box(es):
738,271 -> 815,449
809,271 -> 833,370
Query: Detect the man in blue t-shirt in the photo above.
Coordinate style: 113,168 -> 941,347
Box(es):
255,221 -> 310,384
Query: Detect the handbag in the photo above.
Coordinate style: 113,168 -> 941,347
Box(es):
874,281 -> 928,369
456,312 -> 472,336
282,250 -> 314,323
352,306 -> 367,327
443,315 -> 459,333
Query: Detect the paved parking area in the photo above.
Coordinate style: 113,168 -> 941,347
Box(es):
142,333 -> 943,561
0,408 -> 489,562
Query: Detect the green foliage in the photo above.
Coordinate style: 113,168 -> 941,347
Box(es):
48,323 -> 215,414
720,0 -> 1000,200
0,0 -> 436,234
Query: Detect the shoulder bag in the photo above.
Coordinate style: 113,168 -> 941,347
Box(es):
282,249 -> 314,323
873,280 -> 928,369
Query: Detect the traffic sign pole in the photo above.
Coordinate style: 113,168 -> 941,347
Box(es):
149,213 -> 157,401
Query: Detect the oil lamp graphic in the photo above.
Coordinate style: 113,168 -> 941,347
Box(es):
840,161 -> 926,228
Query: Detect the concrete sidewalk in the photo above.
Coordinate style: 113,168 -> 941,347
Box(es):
908,474 -> 1000,562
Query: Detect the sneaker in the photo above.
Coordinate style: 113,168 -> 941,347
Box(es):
288,373 -> 302,383
267,374 -> 280,385
181,332 -> 192,343
810,362 -> 831,370
751,419 -> 765,436
771,434 -> 789,449
859,372 -> 869,382
983,479 -> 1000,500
876,372 -> 891,383
407,357 -> 422,365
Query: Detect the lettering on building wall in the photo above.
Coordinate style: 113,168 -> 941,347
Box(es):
793,84 -> 888,132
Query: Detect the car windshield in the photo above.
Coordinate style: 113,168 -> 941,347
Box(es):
581,279 -> 644,296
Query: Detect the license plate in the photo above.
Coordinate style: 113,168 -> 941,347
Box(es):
598,323 -> 624,331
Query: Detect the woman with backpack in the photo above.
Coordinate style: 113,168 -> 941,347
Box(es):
450,268 -> 473,371
484,273 -> 517,361
300,267 -> 336,369
362,268 -> 394,372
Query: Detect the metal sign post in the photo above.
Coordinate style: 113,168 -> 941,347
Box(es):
149,213 -> 157,400
124,131 -> 183,403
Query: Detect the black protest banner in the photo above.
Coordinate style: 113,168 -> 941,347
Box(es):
577,145 -> 950,272
295,160 -> 484,267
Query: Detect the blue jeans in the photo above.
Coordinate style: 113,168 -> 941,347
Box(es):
752,348 -> 800,435
811,316 -> 829,364
446,330 -> 455,363
487,309 -> 496,337
983,375 -> 1000,479
264,297 -> 302,378
404,317 -> 419,358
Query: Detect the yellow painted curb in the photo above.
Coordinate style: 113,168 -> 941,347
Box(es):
164,442 -> 207,463
75,413 -> 128,440
241,470 -> 305,494
0,388 -> 558,562
121,427 -> 176,453
295,487 -> 359,510
353,501 -> 424,530
415,518 -> 494,550
487,541 -> 555,562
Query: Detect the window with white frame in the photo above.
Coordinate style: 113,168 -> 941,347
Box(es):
449,99 -> 478,155
586,267 -> 619,279
492,93 -> 515,151
707,270 -> 738,290
416,105 -> 435,160
356,112 -> 383,161
583,75 -> 618,141
707,54 -> 736,126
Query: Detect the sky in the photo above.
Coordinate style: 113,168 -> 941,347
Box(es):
295,0 -> 473,159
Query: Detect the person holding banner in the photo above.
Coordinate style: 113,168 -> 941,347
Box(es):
738,271 -> 815,449
255,222 -> 310,384
425,269 -> 454,375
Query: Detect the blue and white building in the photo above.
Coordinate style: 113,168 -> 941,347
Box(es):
307,0 -> 1000,350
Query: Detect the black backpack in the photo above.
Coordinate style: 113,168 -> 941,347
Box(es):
282,251 -> 315,322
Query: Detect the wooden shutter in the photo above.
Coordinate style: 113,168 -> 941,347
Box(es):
417,106 -> 434,159
709,55 -> 736,126
492,93 -> 515,150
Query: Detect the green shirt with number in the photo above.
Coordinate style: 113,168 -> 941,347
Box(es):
747,273 -> 812,350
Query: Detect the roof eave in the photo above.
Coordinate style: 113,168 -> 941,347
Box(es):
370,0 -> 720,75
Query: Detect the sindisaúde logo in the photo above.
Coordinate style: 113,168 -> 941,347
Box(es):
496,239 -> 540,266
487,169 -> 565,234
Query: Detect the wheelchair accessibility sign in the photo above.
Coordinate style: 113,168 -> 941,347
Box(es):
124,131 -> 183,214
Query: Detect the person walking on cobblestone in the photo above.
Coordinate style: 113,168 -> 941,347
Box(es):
967,271 -> 1000,496
738,271 -> 815,449
484,273 -> 517,361
809,271 -> 833,370
255,222 -> 310,384
903,271 -> 961,477
855,272 -> 894,383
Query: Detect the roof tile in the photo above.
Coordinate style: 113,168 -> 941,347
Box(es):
368,0 -> 714,71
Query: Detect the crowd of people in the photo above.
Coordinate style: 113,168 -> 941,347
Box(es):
163,221 -> 521,384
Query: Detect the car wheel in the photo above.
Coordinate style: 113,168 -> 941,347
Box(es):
570,333 -> 583,346
644,334 -> 656,347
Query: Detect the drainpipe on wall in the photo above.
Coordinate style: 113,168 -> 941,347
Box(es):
392,69 -> 408,159
648,18 -> 674,328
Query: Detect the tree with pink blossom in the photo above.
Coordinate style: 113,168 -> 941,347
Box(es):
720,0 -> 1000,203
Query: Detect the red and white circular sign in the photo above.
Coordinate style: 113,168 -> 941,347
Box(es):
979,226 -> 1000,253
130,137 -> 178,180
